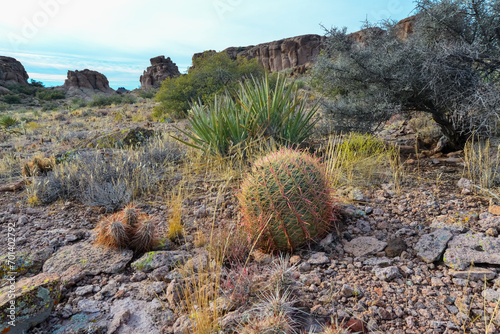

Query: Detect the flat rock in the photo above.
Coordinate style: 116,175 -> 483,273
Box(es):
431,215 -> 468,234
0,248 -> 53,278
43,241 -> 133,275
108,297 -> 172,333
448,268 -> 497,281
344,237 -> 387,257
132,250 -> 189,273
443,233 -> 500,270
373,266 -> 400,281
0,272 -> 60,334
308,252 -> 330,265
414,229 -> 454,263
482,289 -> 500,303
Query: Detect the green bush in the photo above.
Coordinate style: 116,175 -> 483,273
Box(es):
177,74 -> 317,156
137,89 -> 155,99
238,148 -> 337,252
2,94 -> 21,104
41,101 -> 59,111
155,53 -> 265,119
36,90 -> 66,101
5,84 -> 38,96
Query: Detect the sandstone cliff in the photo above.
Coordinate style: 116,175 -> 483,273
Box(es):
197,16 -> 417,74
222,34 -> 325,73
140,56 -> 180,88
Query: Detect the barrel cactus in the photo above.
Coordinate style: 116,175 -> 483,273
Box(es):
238,148 -> 337,252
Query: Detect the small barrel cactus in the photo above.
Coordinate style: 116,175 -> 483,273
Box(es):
238,148 -> 337,252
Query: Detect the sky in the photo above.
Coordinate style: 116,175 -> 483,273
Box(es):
0,0 -> 416,90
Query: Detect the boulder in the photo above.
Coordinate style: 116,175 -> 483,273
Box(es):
131,250 -> 189,273
140,56 -> 180,88
43,241 -> 133,275
62,69 -> 115,97
414,229 -> 454,263
0,273 -> 60,334
84,127 -> 155,149
443,233 -> 500,270
0,56 -> 29,86
343,237 -> 387,258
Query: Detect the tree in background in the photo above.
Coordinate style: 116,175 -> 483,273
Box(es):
154,52 -> 265,119
312,0 -> 500,150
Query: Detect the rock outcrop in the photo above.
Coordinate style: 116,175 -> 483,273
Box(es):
62,69 -> 115,97
196,16 -> 417,75
222,34 -> 325,73
140,56 -> 180,88
0,56 -> 29,87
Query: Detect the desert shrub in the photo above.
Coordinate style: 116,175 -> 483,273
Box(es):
0,102 -> 8,112
41,101 -> 59,111
155,52 -> 265,119
2,94 -> 21,104
36,90 -> 65,101
69,97 -> 87,110
238,148 -> 336,252
5,83 -> 38,96
137,89 -> 155,99
324,133 -> 403,189
312,0 -> 500,150
178,74 -> 317,156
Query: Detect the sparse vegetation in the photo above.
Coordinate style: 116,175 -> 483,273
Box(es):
87,94 -> 136,107
325,133 -> 403,189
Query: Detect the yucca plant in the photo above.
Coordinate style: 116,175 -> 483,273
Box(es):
238,148 -> 337,252
175,74 -> 318,156
0,115 -> 21,134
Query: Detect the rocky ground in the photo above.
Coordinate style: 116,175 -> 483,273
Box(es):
0,101 -> 499,334
0,149 -> 499,334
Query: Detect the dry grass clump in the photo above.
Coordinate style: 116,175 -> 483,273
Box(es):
167,186 -> 184,240
94,205 -> 157,252
0,153 -> 23,180
324,132 -> 403,190
463,136 -> 500,194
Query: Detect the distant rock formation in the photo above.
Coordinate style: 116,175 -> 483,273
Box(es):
222,34 -> 325,73
196,16 -> 417,74
0,56 -> 29,87
116,87 -> 129,94
62,69 -> 115,97
140,56 -> 180,88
